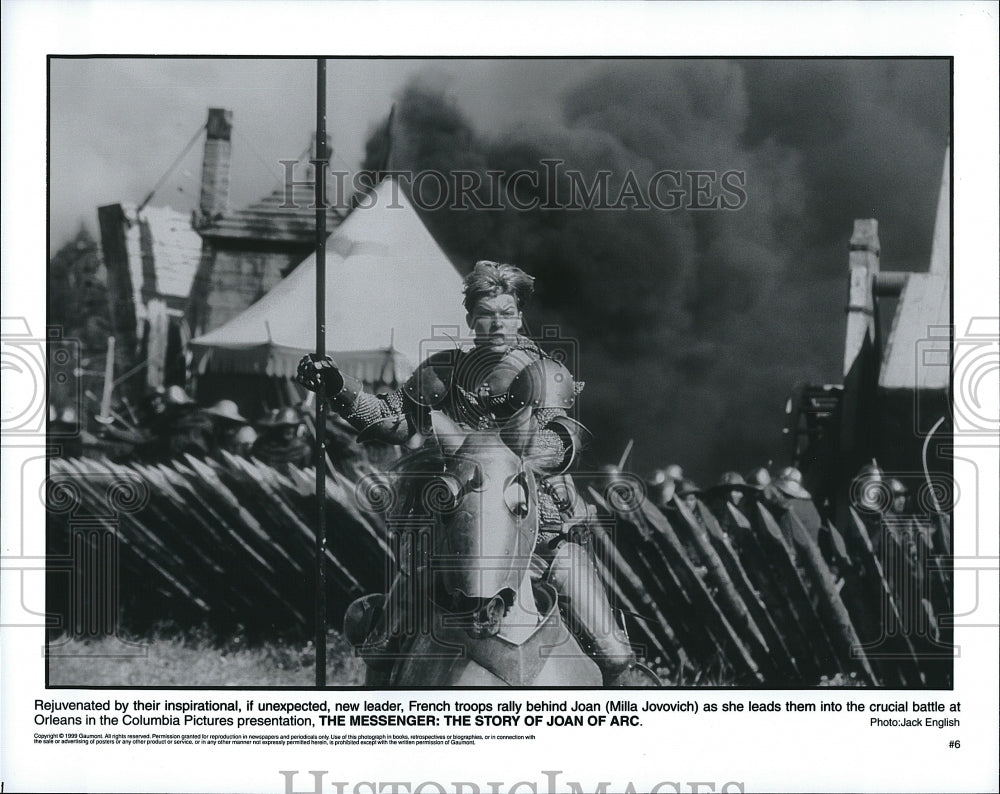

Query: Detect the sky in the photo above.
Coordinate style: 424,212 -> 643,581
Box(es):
49,58 -> 589,246
48,57 -> 951,480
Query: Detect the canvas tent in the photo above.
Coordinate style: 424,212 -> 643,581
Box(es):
189,179 -> 468,387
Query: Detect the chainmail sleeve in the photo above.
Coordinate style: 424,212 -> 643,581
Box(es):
528,407 -> 570,471
339,388 -> 414,445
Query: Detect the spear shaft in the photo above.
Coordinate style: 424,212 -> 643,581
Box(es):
314,58 -> 328,688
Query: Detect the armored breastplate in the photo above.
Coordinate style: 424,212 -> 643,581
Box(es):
404,340 -> 579,433
452,346 -> 539,428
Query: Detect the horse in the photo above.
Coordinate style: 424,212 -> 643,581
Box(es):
352,416 -> 606,686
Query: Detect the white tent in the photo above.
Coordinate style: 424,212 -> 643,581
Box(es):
189,179 -> 468,384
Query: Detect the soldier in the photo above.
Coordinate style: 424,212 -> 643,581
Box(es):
744,466 -> 771,490
140,386 -> 167,425
773,466 -> 823,544
850,460 -> 888,553
146,386 -> 213,461
664,463 -> 684,481
702,471 -> 756,538
646,468 -> 677,510
251,407 -> 312,472
887,478 -> 909,515
297,260 -> 634,684
232,425 -> 258,458
743,465 -> 802,547
675,478 -> 702,514
202,399 -> 251,459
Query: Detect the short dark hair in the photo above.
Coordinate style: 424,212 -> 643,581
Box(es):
462,260 -> 535,314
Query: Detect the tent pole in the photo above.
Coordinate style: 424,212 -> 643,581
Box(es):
314,57 -> 328,688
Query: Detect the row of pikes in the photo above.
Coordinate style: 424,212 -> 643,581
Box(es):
46,453 -> 392,642
45,454 -> 951,686
588,469 -> 952,686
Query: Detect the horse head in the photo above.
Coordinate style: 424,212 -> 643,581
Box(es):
422,413 -> 539,639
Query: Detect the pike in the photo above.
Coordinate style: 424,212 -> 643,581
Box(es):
46,455 -> 389,639
587,518 -> 688,671
697,500 -> 800,680
591,483 -> 758,681
721,505 -> 821,681
95,336 -> 116,426
672,495 -> 771,662
313,57 -> 329,687
593,482 -> 715,668
753,502 -> 841,674
589,495 -> 692,662
784,509 -> 879,685
640,497 -> 763,682
617,438 -> 634,470
843,506 -> 927,686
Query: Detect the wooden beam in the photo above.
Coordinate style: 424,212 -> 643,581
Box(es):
843,219 -> 880,378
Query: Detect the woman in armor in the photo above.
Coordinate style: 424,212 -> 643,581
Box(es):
297,261 -> 633,684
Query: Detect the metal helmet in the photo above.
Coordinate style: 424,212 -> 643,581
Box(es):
203,399 -> 248,425
719,471 -> 746,487
270,407 -> 302,427
887,478 -> 909,514
745,467 -> 772,489
647,468 -> 668,486
665,463 -> 685,481
647,469 -> 676,504
234,425 -> 258,445
675,479 -> 701,498
773,466 -> 811,499
165,385 -> 195,407
853,460 -> 890,513
856,460 -> 884,481
256,408 -> 280,428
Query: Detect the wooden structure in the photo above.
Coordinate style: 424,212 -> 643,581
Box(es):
98,108 -> 346,397
786,147 -> 952,518
98,202 -> 204,395
187,129 -> 344,337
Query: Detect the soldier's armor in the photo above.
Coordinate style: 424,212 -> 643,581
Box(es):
345,338 -> 581,473
336,337 -> 586,531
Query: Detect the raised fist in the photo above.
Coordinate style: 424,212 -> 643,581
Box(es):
296,354 -> 344,394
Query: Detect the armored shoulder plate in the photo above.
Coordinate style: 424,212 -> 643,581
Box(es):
403,350 -> 458,407
508,357 -> 578,411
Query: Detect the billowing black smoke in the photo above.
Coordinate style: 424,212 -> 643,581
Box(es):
363,60 -> 949,483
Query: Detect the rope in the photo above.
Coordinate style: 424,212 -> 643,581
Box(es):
233,128 -> 285,185
136,122 -> 207,213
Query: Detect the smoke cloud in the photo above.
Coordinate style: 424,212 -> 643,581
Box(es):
363,59 -> 949,482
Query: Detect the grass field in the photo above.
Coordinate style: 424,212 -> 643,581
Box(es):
47,630 -> 366,687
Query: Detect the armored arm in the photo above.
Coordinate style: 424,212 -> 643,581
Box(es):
296,355 -> 412,444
